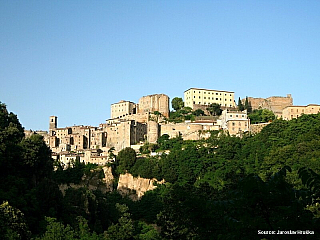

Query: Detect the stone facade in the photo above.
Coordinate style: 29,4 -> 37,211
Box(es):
184,88 -> 235,109
101,119 -> 147,151
147,121 -> 160,143
111,100 -> 137,119
245,94 -> 293,117
250,122 -> 271,135
137,94 -> 170,118
282,104 -> 320,120
160,121 -> 215,140
220,109 -> 250,136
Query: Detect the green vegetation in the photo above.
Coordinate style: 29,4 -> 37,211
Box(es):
169,98 -> 221,123
249,108 -> 276,124
2,100 -> 320,239
171,97 -> 184,111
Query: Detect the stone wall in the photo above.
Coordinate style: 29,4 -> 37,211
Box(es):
138,94 -> 170,118
160,122 -> 204,140
244,94 -> 293,116
250,122 -> 271,135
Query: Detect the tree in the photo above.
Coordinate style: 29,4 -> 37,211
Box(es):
20,134 -> 53,186
0,201 -> 31,240
244,96 -> 252,113
249,109 -> 275,124
206,103 -> 222,116
193,109 -> 205,116
116,147 -> 137,173
104,204 -> 134,240
35,217 -> 75,240
171,97 -> 184,111
237,97 -> 244,111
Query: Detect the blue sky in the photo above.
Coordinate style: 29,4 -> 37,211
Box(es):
1,1 -> 319,130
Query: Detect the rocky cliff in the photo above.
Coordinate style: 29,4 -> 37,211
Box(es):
59,166 -> 162,201
59,166 -> 114,196
117,173 -> 164,201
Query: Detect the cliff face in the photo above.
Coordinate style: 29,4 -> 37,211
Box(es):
117,173 -> 164,201
59,166 -> 163,201
59,166 -> 114,196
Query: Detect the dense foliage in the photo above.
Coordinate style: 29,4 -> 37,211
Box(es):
248,108 -> 276,124
2,100 -> 320,239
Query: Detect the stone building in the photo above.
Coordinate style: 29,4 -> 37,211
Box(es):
159,121 -> 215,140
137,94 -> 170,118
48,116 -> 107,153
100,119 -> 147,151
111,100 -> 137,119
184,88 -> 235,109
244,94 -> 293,117
111,94 -> 170,123
282,104 -> 320,120
220,109 -> 250,136
147,121 -> 160,143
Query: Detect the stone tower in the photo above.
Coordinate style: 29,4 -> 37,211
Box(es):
147,121 -> 159,144
49,116 -> 57,135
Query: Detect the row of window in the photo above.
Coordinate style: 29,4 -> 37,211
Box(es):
231,122 -> 248,126
192,101 -> 232,107
188,91 -> 232,96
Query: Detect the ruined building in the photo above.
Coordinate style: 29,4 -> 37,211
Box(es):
244,94 -> 293,117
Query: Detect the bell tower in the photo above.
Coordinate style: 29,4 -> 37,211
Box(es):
49,116 -> 57,134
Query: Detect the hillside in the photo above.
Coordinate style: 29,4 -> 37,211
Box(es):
1,101 -> 320,239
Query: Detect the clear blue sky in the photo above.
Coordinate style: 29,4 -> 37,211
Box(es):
1,1 -> 319,130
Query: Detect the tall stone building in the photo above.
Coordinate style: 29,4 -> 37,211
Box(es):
137,94 -> 170,118
244,94 -> 293,117
101,119 -> 147,151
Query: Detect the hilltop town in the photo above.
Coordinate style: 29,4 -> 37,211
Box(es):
25,87 -> 320,167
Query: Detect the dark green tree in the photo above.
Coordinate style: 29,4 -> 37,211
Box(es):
104,204 -> 134,240
249,109 -> 275,124
20,134 -> 53,186
244,96 -> 252,113
0,201 -> 31,240
237,97 -> 244,111
206,103 -> 222,116
193,109 -> 205,116
171,97 -> 184,111
117,147 -> 137,173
